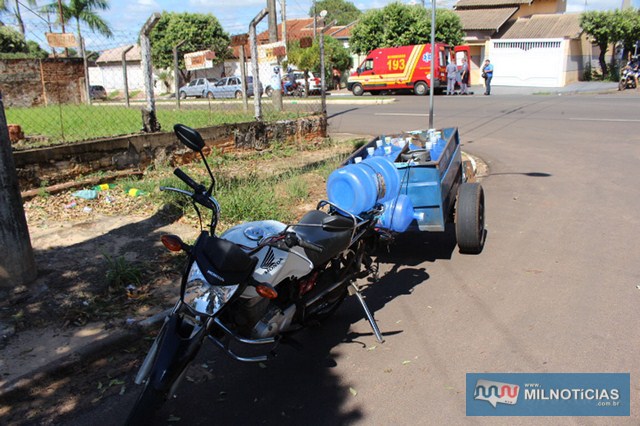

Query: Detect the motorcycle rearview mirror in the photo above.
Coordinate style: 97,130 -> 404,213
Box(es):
322,215 -> 355,232
174,124 -> 205,152
173,124 -> 216,193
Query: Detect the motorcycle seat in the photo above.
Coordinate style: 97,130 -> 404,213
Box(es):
201,236 -> 258,283
292,210 -> 353,266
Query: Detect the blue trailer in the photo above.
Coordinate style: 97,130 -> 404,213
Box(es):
343,127 -> 485,254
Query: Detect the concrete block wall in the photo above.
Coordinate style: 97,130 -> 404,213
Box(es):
13,115 -> 327,190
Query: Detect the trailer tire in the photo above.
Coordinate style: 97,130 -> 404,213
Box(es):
455,183 -> 485,254
352,83 -> 364,96
265,86 -> 273,97
414,81 -> 428,96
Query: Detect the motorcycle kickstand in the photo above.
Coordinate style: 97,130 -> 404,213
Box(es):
349,283 -> 384,343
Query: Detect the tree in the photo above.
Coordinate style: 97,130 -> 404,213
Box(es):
349,2 -> 464,55
149,12 -> 231,83
288,35 -> 352,75
0,25 -> 28,53
42,0 -> 112,39
0,98 -> 37,288
581,9 -> 640,78
308,0 -> 361,26
0,1 -> 38,36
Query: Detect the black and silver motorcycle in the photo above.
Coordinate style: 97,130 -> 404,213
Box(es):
127,124 -> 386,424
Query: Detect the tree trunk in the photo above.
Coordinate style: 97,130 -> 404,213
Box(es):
598,43 -> 608,77
0,95 -> 36,288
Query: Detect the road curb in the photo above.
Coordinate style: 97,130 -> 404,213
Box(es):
0,309 -> 170,401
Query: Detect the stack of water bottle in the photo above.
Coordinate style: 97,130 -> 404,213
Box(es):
326,134 -> 434,233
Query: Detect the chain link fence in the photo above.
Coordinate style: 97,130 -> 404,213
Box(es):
2,11 -> 332,149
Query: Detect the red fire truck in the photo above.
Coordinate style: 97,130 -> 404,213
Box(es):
347,43 -> 470,96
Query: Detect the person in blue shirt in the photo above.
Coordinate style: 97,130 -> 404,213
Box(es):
482,59 -> 494,95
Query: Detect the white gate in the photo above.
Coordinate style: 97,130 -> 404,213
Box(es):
489,39 -> 566,87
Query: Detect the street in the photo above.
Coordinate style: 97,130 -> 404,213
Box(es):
72,91 -> 640,425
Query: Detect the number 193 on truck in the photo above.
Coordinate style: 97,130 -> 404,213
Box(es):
347,43 -> 470,96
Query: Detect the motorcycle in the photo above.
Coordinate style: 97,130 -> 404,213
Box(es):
283,80 -> 304,97
618,64 -> 638,91
126,124 -> 386,424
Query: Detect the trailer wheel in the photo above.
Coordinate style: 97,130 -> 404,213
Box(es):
352,83 -> 364,96
265,86 -> 273,97
414,81 -> 428,96
455,183 -> 485,254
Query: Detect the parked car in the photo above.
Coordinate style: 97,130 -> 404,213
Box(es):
265,70 -> 325,96
207,76 -> 263,99
178,78 -> 218,99
89,85 -> 107,100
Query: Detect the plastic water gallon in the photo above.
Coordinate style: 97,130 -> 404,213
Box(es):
373,138 -> 386,157
326,156 -> 401,215
327,163 -> 379,214
377,194 -> 424,232
361,156 -> 400,203
430,132 -> 446,162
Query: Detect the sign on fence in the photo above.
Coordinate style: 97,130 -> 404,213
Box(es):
45,33 -> 77,48
184,50 -> 216,71
257,41 -> 286,65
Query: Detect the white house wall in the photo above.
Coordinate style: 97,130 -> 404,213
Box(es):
488,38 -> 566,87
88,63 -> 146,92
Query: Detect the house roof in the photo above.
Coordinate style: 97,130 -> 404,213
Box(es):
455,0 -> 532,8
256,18 -> 348,44
455,7 -> 518,31
96,45 -> 141,63
499,13 -> 583,39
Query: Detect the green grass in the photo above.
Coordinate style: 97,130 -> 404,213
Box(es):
7,104 -> 314,148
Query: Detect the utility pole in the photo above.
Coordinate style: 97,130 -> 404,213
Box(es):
267,0 -> 283,111
313,0 -> 317,39
428,0 -> 436,130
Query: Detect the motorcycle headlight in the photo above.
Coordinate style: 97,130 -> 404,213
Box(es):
183,262 -> 239,316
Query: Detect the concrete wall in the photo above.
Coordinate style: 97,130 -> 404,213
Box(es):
0,58 -> 85,107
13,115 -> 327,190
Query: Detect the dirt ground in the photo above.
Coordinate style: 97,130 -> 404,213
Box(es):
0,136 -> 362,424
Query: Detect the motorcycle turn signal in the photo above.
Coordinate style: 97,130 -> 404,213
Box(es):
161,234 -> 185,252
255,283 -> 278,299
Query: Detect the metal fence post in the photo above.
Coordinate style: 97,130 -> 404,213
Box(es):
250,8 -> 268,121
239,45 -> 249,112
140,13 -> 161,132
80,36 -> 91,105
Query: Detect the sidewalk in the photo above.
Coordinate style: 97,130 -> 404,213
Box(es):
329,81 -> 619,97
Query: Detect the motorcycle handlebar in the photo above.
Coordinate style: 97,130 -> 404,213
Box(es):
174,168 -> 204,193
284,232 -> 323,253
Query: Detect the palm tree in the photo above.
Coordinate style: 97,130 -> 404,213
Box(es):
42,0 -> 113,40
0,1 -> 39,36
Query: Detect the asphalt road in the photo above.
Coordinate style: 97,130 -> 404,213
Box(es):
76,91 -> 640,425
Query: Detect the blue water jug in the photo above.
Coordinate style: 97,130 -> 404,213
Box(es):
373,139 -> 386,157
327,163 -> 379,214
327,156 -> 401,215
377,194 -> 423,232
361,156 -> 400,203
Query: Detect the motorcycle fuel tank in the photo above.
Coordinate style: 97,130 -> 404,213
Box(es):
221,220 -> 314,298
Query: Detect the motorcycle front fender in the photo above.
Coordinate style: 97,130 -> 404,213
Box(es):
144,313 -> 206,392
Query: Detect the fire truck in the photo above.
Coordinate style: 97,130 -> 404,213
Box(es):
347,43 -> 470,96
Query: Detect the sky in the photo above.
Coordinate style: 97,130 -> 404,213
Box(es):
15,0 -> 633,50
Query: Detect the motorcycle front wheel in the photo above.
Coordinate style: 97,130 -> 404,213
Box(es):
126,314 -> 204,425
126,380 -> 168,425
